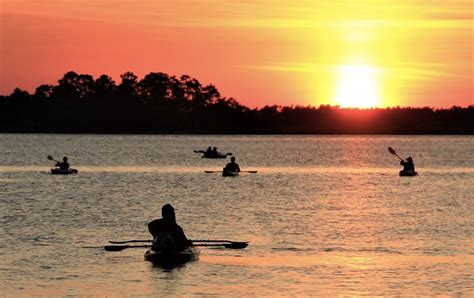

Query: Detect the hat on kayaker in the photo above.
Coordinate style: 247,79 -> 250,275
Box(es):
162,204 -> 175,218
407,157 -> 413,162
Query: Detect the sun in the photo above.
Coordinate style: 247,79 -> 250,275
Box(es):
333,64 -> 381,108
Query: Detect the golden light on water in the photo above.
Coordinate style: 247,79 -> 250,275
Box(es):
333,64 -> 381,108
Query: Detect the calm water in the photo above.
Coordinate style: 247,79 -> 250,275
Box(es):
1,134 -> 473,296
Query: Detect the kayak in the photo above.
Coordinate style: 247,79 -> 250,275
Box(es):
222,168 -> 239,177
144,247 -> 200,266
51,168 -> 78,175
202,153 -> 228,159
399,170 -> 417,176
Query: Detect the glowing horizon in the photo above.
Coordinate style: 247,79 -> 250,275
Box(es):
0,0 -> 472,108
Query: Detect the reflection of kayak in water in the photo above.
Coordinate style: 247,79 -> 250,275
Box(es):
144,247 -> 200,266
51,168 -> 78,175
222,168 -> 239,177
399,170 -> 417,176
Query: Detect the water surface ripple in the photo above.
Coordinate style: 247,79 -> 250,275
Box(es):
0,134 -> 473,296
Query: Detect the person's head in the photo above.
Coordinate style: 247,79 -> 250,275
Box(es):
63,156 -> 68,162
161,204 -> 175,220
213,147 -> 217,150
231,156 -> 236,162
407,157 -> 413,162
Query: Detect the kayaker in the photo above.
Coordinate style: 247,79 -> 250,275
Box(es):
204,146 -> 212,157
212,147 -> 218,157
400,156 -> 415,172
224,156 -> 241,173
55,156 -> 70,170
148,204 -> 191,251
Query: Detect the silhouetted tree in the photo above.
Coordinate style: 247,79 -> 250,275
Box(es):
0,71 -> 472,134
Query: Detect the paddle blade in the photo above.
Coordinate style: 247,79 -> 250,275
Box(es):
104,245 -> 129,251
193,243 -> 249,249
204,171 -> 218,173
104,244 -> 150,251
388,147 -> 396,155
223,242 -> 248,249
226,153 -> 233,156
47,155 -> 53,160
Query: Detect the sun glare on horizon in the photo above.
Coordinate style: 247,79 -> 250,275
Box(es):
333,64 -> 381,108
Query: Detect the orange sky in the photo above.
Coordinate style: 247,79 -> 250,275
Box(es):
0,0 -> 472,108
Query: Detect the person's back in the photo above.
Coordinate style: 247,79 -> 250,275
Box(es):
225,157 -> 240,172
400,157 -> 415,172
204,146 -> 212,158
148,204 -> 190,251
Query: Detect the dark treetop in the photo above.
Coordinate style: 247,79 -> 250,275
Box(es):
1,71 -> 472,134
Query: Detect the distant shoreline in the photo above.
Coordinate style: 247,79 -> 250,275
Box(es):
1,71 -> 473,135
0,131 -> 472,135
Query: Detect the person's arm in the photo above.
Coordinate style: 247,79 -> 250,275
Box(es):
176,226 -> 191,247
236,164 -> 241,172
148,219 -> 160,238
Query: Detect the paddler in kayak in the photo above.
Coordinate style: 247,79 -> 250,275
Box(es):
55,156 -> 70,170
204,146 -> 213,157
224,156 -> 241,173
211,147 -> 219,157
148,204 -> 191,251
400,156 -> 415,172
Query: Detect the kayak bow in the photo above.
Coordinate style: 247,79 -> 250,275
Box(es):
144,247 -> 200,266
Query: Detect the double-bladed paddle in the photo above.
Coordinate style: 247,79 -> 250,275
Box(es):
106,239 -> 249,251
109,239 -> 248,245
204,170 -> 257,173
105,242 -> 248,251
388,147 -> 403,161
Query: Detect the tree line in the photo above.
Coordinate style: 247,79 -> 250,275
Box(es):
1,71 -> 472,134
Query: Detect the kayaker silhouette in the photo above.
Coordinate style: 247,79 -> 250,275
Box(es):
400,156 -> 415,172
212,147 -> 218,157
148,204 -> 190,251
224,156 -> 241,173
55,156 -> 70,170
205,146 -> 212,157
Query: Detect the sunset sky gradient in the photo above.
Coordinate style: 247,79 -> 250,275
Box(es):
1,0 -> 472,108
